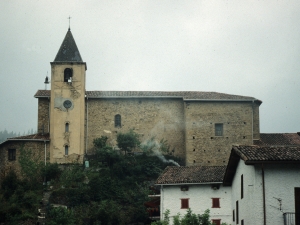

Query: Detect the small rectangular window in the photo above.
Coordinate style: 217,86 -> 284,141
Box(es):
181,199 -> 189,209
212,198 -> 220,208
236,201 -> 239,224
215,123 -> 223,136
115,114 -> 121,127
8,149 -> 16,161
212,219 -> 221,225
241,174 -> 244,199
65,123 -> 69,132
65,146 -> 69,155
181,186 -> 189,191
233,210 -> 235,221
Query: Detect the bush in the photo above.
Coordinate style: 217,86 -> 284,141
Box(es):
117,129 -> 140,155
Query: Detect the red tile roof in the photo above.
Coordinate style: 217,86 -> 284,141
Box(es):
233,145 -> 300,163
223,145 -> 300,186
34,90 -> 261,102
156,166 -> 226,185
254,133 -> 300,146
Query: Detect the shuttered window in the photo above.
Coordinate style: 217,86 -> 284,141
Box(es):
212,198 -> 220,208
181,199 -> 189,209
212,219 -> 221,225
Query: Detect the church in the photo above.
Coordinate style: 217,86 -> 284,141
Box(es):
0,28 -> 262,177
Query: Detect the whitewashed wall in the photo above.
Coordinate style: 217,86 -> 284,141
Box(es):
160,184 -> 232,224
231,159 -> 264,225
264,164 -> 300,225
231,160 -> 300,225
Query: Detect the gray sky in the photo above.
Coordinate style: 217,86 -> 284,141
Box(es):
0,0 -> 299,134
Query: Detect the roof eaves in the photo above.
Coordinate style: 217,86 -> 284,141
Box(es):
155,181 -> 223,185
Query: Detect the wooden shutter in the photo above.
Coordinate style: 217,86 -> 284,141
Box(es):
212,198 -> 220,208
181,199 -> 189,209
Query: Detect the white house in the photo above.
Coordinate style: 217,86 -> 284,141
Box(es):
223,145 -> 300,225
155,166 -> 232,225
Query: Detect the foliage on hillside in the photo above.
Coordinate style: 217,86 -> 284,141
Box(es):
0,131 -> 183,224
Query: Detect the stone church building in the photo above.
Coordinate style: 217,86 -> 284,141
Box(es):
0,29 -> 262,176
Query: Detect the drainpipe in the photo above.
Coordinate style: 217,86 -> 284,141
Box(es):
48,97 -> 50,133
161,185 -> 164,220
262,163 -> 266,225
44,140 -> 47,184
86,97 -> 89,155
252,100 -> 254,142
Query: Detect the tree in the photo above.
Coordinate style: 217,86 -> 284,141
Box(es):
117,129 -> 140,155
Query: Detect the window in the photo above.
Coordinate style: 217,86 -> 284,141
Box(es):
65,123 -> 69,132
8,149 -> 16,161
64,68 -> 73,82
181,199 -> 189,209
215,123 -> 223,136
181,186 -> 189,191
212,198 -> 220,208
65,145 -> 69,155
241,174 -> 244,199
212,219 -> 221,225
236,201 -> 239,224
115,114 -> 121,127
233,210 -> 235,221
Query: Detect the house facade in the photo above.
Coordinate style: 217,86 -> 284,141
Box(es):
224,145 -> 300,225
155,166 -> 232,225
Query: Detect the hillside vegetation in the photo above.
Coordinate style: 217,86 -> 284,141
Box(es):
0,131 -> 183,225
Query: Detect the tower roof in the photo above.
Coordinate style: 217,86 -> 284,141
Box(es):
54,29 -> 83,62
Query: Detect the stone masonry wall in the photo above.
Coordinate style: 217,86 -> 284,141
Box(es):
184,101 -> 255,166
0,141 -> 50,183
86,98 -> 186,159
37,98 -> 50,134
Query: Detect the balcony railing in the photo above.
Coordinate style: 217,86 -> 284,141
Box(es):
283,212 -> 299,225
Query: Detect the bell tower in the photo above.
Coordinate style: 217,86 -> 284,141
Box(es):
49,28 -> 86,163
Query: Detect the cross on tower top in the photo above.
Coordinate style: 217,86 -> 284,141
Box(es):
68,16 -> 71,30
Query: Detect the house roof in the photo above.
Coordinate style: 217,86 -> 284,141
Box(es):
34,90 -> 261,103
156,166 -> 226,185
223,145 -> 300,186
53,29 -> 83,62
0,133 -> 50,145
254,133 -> 300,146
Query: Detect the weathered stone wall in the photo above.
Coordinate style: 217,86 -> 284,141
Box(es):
0,141 -> 50,183
37,98 -> 50,133
184,101 -> 256,166
86,98 -> 186,158
50,63 -> 86,163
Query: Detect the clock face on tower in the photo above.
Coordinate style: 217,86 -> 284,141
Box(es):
63,100 -> 72,109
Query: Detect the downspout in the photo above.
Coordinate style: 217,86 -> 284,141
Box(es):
161,185 -> 164,220
252,100 -> 254,142
44,140 -> 47,184
262,163 -> 266,225
44,141 -> 47,166
85,97 -> 89,154
48,97 -> 50,133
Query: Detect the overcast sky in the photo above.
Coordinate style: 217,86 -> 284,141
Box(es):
0,0 -> 299,134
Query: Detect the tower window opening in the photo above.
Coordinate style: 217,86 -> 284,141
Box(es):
65,123 -> 69,132
115,114 -> 121,127
65,145 -> 69,155
64,68 -> 73,82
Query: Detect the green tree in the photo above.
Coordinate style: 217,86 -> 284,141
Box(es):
117,129 -> 140,155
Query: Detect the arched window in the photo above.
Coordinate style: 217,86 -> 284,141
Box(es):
64,68 -> 73,82
115,114 -> 121,127
65,123 -> 69,132
65,145 -> 69,155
